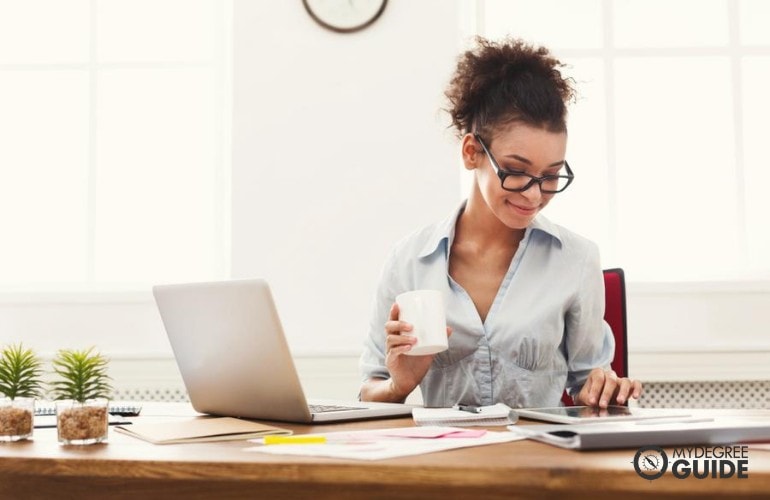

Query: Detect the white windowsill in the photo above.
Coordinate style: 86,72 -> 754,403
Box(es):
628,280 -> 770,295
0,289 -> 154,305
1,278 -> 770,305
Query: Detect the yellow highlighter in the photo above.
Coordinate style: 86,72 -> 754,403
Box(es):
263,435 -> 327,445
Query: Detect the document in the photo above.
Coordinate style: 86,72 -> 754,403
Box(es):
412,403 -> 515,426
115,417 -> 291,444
246,426 -> 525,460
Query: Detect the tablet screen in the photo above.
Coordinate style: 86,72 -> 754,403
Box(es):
530,406 -> 634,419
513,405 -> 659,424
514,406 -> 692,424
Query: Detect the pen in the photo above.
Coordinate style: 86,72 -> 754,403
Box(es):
263,435 -> 327,445
456,404 -> 482,414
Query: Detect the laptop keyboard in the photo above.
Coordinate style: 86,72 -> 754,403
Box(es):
308,403 -> 365,413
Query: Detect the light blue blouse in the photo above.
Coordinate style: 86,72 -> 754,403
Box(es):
359,202 -> 614,408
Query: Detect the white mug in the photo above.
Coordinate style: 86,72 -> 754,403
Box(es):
395,289 -> 448,356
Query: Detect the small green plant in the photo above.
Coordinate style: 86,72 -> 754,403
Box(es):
51,347 -> 112,403
0,343 -> 44,400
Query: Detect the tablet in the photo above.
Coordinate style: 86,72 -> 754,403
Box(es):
514,406 -> 690,424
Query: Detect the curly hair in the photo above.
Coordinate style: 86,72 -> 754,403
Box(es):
445,37 -> 575,139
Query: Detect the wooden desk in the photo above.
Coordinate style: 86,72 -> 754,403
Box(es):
1,404 -> 768,500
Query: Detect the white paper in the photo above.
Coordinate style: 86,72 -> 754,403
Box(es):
244,427 -> 525,460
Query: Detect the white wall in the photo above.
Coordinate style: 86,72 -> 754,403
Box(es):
0,0 -> 465,394
229,0 -> 462,355
1,1 -> 768,398
627,282 -> 770,381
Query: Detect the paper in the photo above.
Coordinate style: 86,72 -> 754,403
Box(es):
246,426 -> 525,460
378,427 -> 487,439
115,417 -> 292,444
412,403 -> 515,426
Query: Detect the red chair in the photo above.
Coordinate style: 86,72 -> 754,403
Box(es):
562,268 -> 628,405
602,268 -> 628,379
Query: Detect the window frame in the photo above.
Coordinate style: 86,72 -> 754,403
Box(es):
0,1 -> 232,296
473,0 -> 770,287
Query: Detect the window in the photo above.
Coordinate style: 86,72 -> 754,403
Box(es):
0,0 -> 230,291
478,0 -> 770,282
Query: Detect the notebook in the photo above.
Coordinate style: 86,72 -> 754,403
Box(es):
115,417 -> 291,444
509,418 -> 770,450
412,404 -> 517,427
34,414 -> 132,429
35,402 -> 142,417
153,278 -> 415,423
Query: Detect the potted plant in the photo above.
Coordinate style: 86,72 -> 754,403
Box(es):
51,347 -> 112,445
0,343 -> 44,441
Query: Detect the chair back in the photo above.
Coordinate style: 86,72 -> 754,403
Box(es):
602,268 -> 628,378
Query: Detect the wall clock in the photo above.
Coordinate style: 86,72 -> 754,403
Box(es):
303,0 -> 388,34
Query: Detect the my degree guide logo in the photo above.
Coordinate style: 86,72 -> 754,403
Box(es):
632,445 -> 749,480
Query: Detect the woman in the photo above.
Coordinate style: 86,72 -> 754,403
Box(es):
359,37 -> 642,409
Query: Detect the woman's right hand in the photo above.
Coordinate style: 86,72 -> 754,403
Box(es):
384,303 -> 451,401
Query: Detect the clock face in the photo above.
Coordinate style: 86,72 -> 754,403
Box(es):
303,0 -> 388,33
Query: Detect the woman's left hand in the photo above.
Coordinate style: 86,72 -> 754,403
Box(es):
573,368 -> 643,408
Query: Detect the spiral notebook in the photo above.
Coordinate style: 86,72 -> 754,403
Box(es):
34,402 -> 142,417
412,404 -> 516,427
34,413 -> 132,429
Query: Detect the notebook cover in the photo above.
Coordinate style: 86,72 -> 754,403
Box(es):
513,418 -> 770,450
115,417 -> 292,444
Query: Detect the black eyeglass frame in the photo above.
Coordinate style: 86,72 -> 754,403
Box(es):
473,133 -> 574,194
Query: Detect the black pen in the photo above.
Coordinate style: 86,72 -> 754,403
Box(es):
456,404 -> 482,414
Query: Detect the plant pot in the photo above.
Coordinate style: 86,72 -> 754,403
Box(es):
56,399 -> 109,445
0,397 -> 34,442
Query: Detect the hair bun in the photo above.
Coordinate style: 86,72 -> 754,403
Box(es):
445,37 -> 574,137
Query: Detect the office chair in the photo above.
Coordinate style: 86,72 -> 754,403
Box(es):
561,268 -> 628,406
602,268 -> 628,379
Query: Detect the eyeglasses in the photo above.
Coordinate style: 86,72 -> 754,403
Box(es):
474,133 -> 574,194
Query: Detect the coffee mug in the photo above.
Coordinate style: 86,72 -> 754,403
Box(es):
395,289 -> 448,356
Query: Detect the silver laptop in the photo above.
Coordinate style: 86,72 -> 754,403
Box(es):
153,278 -> 414,423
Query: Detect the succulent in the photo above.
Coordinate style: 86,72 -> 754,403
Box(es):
0,343 -> 44,400
50,347 -> 112,403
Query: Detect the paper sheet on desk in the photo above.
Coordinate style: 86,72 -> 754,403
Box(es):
245,426 -> 525,461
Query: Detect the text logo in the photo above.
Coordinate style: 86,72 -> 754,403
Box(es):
633,445 -> 749,480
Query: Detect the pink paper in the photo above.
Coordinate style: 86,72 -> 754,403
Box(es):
379,426 -> 487,439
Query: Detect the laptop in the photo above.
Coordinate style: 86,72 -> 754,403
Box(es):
153,278 -> 415,423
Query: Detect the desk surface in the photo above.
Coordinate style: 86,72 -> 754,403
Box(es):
1,403 -> 769,500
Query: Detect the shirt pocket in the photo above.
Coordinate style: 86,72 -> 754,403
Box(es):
509,336 -> 540,371
497,338 -> 568,407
